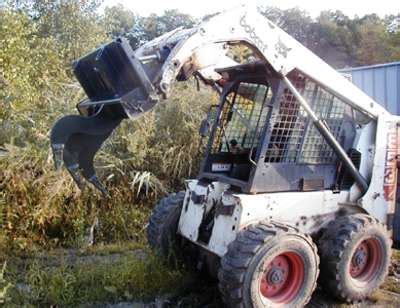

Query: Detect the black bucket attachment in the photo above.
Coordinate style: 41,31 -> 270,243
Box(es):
50,37 -> 161,195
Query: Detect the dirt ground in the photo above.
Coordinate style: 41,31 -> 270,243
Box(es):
9,248 -> 400,307
104,282 -> 400,308
106,250 -> 400,308
130,250 -> 400,308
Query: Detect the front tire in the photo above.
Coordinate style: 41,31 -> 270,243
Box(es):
218,221 -> 319,307
147,191 -> 185,262
318,213 -> 392,302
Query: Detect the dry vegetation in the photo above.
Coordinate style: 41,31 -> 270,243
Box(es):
3,250 -> 190,306
0,79 -> 215,304
0,2 -> 217,304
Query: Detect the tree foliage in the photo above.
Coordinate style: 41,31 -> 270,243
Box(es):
260,6 -> 400,67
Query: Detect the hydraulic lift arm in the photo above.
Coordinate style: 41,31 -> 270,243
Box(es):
50,5 -> 389,194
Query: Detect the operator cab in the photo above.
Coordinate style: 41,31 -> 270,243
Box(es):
199,62 -> 359,194
200,62 -> 279,183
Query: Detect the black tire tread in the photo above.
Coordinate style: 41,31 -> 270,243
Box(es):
218,221 -> 319,307
147,191 -> 185,254
318,213 -> 392,302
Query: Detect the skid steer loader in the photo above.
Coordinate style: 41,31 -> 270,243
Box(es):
51,6 -> 399,307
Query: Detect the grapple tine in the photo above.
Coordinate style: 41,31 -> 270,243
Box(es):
62,147 -> 85,189
51,143 -> 64,170
66,164 -> 85,189
78,133 -> 110,195
50,108 -> 123,195
67,129 -> 115,196
88,175 -> 109,197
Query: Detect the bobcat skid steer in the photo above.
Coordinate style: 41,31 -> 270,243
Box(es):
51,6 -> 400,307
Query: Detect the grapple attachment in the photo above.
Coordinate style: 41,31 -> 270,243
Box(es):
49,16 -> 247,195
50,37 -> 161,194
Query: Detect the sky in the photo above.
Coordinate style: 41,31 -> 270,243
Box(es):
101,0 -> 400,18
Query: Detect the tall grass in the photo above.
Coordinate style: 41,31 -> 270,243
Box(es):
0,4 -> 218,252
7,252 -> 191,306
0,80 -> 216,251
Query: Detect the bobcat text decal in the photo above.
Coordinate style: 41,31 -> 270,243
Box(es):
240,14 -> 268,54
240,14 -> 291,58
383,122 -> 399,213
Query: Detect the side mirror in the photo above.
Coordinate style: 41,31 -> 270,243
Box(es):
199,119 -> 210,137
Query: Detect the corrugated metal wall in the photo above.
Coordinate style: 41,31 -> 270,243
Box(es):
340,62 -> 400,115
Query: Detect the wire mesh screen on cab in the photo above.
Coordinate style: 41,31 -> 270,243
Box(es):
265,71 -> 353,164
212,82 -> 273,153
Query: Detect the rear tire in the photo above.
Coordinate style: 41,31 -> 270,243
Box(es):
147,191 -> 185,263
218,221 -> 319,307
318,213 -> 392,302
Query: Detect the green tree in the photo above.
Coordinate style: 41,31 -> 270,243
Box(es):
388,30 -> 400,60
311,10 -> 360,67
259,7 -> 357,67
140,9 -> 196,41
0,9 -> 67,135
386,14 -> 400,61
0,0 -> 108,145
260,7 -> 313,45
356,16 -> 391,65
13,0 -> 106,64
103,4 -> 137,38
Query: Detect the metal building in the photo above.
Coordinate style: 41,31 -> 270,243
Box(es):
340,61 -> 400,115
